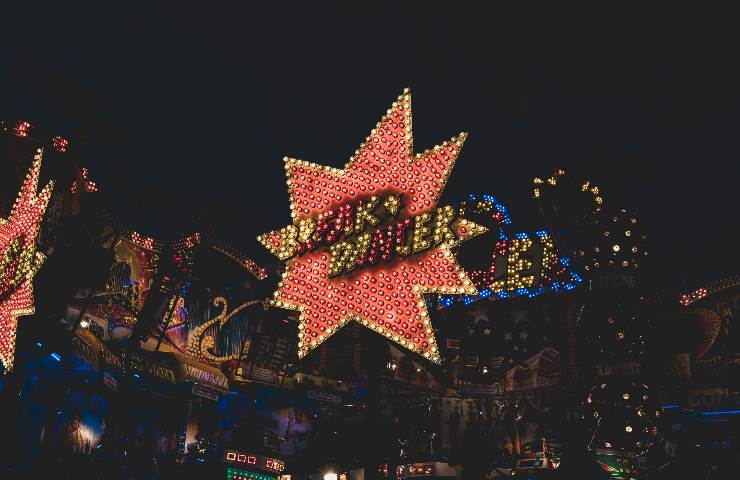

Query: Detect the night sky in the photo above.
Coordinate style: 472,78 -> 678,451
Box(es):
1,4 -> 737,292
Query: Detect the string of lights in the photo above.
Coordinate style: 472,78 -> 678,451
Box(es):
679,275 -> 740,306
1,118 -> 71,153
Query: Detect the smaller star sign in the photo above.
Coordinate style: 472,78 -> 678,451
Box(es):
469,307 -> 490,325
1,149 -> 54,372
519,331 -> 529,341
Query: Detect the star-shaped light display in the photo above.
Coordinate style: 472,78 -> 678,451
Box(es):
258,90 -> 486,363
0,149 -> 54,372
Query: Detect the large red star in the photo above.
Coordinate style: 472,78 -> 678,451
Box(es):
0,149 -> 54,372
258,90 -> 485,363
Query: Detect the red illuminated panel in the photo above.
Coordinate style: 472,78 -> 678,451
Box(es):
408,465 -> 433,476
13,121 -> 31,138
265,459 -> 285,472
52,136 -> 69,153
223,450 -> 284,472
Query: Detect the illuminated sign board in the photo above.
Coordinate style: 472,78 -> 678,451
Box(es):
257,90 -> 486,363
224,450 -> 285,473
437,194 -> 582,307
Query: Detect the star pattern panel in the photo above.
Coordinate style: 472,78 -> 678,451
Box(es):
447,294 -> 567,383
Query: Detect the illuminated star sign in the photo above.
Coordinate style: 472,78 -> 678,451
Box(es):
258,90 -> 486,363
0,149 -> 54,372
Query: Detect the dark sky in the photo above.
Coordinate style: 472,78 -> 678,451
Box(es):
1,4 -> 737,292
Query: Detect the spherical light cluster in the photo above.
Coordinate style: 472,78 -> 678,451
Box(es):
259,89 -> 485,362
578,292 -> 645,365
1,149 -> 54,372
581,209 -> 648,272
582,380 -> 661,456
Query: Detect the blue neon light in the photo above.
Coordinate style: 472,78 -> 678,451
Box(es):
700,410 -> 740,416
528,287 -> 545,298
50,352 -> 61,362
437,194 -> 583,308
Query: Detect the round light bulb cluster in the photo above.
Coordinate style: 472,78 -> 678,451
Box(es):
581,208 -> 648,272
581,380 -> 661,456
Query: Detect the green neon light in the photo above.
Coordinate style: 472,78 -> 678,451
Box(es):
225,467 -> 276,480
